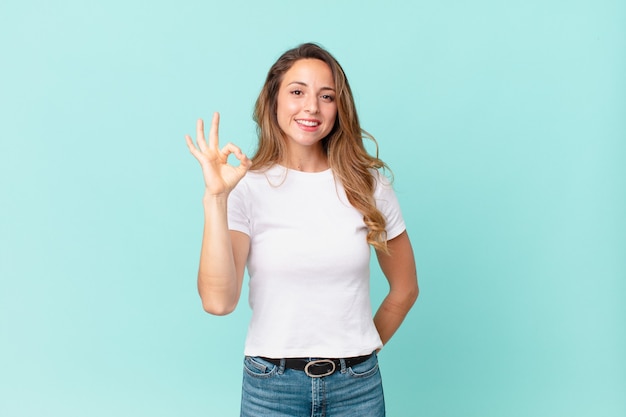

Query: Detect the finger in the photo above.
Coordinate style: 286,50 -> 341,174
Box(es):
236,152 -> 252,175
208,112 -> 220,149
184,134 -> 194,150
196,119 -> 208,152
219,142 -> 244,159
220,143 -> 251,172
185,134 -> 203,159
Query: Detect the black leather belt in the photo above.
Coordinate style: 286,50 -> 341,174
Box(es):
259,353 -> 372,378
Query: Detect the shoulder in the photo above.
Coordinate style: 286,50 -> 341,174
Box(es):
231,165 -> 289,199
236,165 -> 281,186
368,168 -> 394,196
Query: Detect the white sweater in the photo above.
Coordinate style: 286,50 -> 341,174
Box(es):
228,165 -> 405,358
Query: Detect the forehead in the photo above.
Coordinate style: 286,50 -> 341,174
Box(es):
281,59 -> 335,86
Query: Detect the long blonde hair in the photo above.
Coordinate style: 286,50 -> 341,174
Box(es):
251,43 -> 391,253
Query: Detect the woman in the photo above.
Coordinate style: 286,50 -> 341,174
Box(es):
185,43 -> 418,417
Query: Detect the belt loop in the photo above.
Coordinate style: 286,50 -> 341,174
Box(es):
339,358 -> 348,373
278,358 -> 286,375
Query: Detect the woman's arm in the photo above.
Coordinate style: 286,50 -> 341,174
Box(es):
185,113 -> 251,315
196,198 -> 250,315
373,230 -> 419,346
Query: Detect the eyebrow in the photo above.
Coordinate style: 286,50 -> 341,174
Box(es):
287,81 -> 336,92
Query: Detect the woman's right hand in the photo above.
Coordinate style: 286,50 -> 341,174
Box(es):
185,112 -> 251,197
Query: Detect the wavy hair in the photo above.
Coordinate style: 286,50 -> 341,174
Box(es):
251,42 -> 391,253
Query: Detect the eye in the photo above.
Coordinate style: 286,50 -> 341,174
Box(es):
321,94 -> 335,102
291,90 -> 303,96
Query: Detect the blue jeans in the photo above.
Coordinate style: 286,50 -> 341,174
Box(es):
240,352 -> 385,417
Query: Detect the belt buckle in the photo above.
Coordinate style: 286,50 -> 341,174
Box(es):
304,359 -> 336,378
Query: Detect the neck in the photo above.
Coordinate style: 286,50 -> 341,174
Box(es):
283,145 -> 329,172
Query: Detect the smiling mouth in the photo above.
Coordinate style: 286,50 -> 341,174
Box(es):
296,119 -> 320,127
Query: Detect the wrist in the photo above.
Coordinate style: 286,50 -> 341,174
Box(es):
202,192 -> 229,207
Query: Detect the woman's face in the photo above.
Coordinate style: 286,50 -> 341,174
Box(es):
276,59 -> 337,152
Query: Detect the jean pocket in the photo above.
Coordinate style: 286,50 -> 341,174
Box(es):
347,354 -> 380,378
243,356 -> 278,379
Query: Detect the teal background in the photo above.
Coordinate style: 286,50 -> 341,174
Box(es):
1,0 -> 624,416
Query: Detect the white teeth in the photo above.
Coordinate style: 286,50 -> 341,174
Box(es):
297,120 -> 319,127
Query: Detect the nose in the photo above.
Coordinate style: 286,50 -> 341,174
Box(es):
304,96 -> 319,114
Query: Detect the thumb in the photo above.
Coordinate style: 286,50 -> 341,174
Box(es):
236,153 -> 252,176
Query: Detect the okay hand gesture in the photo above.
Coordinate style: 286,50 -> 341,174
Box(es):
185,112 -> 251,197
